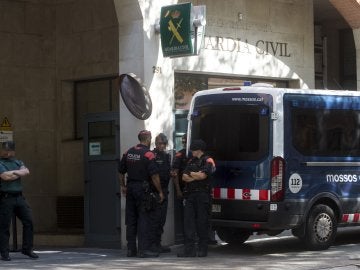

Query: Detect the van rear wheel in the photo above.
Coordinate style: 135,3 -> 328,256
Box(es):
304,204 -> 337,250
216,228 -> 251,245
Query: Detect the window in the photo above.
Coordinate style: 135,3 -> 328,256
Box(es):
174,112 -> 188,151
292,108 -> 360,157
75,77 -> 118,139
191,105 -> 270,161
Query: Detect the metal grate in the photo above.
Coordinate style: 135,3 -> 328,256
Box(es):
56,196 -> 84,229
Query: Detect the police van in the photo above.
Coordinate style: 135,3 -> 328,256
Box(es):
187,84 -> 360,250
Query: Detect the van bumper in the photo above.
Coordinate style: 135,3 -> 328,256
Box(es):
212,200 -> 307,231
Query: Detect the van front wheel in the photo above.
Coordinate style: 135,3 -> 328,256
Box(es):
304,204 -> 337,250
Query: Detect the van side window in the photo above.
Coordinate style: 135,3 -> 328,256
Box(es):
292,108 -> 360,156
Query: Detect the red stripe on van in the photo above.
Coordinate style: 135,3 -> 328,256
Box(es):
227,188 -> 235,199
242,189 -> 250,200
354,213 -> 360,222
212,188 -> 270,201
342,214 -> 349,222
213,188 -> 220,199
259,190 -> 269,201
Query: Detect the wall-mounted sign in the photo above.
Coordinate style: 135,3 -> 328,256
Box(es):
0,131 -> 13,142
89,142 -> 101,156
203,35 -> 292,57
160,3 -> 192,57
0,117 -> 12,131
160,3 -> 206,58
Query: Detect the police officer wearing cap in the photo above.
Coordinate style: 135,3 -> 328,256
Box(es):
152,133 -> 171,253
118,130 -> 164,258
0,141 -> 38,261
177,139 -> 215,258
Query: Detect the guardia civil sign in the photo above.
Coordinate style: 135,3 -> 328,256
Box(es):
160,3 -> 193,57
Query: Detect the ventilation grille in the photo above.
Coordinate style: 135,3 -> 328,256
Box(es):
56,196 -> 84,229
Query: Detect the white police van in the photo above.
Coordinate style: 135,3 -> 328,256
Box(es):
188,84 -> 360,250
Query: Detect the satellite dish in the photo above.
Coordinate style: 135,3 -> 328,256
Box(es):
119,74 -> 152,120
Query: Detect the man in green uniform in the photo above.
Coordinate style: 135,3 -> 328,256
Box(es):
0,141 -> 38,261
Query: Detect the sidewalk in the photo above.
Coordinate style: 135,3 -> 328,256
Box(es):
1,245 -> 204,270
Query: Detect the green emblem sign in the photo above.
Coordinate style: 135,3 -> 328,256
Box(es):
160,3 -> 193,57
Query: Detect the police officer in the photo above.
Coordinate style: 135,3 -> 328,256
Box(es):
171,134 -> 190,243
0,141 -> 38,261
152,133 -> 171,253
118,130 -> 164,258
177,139 -> 215,257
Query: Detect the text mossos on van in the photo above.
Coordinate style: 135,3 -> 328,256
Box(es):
326,174 -> 357,182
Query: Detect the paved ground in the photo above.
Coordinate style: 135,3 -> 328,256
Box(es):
2,243 -> 360,270
3,228 -> 360,270
2,245 -> 187,270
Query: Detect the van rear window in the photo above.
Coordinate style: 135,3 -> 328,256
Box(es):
191,105 -> 270,161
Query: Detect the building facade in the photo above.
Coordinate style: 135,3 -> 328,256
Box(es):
0,0 -> 358,248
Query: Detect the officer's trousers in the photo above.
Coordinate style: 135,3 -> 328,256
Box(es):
125,181 -> 160,252
155,189 -> 168,246
183,191 -> 210,253
0,195 -> 34,253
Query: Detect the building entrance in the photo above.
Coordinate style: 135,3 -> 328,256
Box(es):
83,112 -> 121,248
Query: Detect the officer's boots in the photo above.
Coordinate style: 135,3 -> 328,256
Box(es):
1,251 -> 11,261
21,249 -> 39,259
197,248 -> 208,257
127,249 -> 137,257
177,246 -> 196,257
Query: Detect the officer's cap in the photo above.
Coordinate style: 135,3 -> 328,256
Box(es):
190,139 -> 206,151
1,141 -> 15,151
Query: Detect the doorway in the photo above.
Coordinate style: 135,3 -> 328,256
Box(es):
83,112 -> 121,248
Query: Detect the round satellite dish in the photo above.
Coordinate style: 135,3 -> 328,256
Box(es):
119,74 -> 152,120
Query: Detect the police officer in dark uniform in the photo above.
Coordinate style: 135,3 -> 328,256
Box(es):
177,139 -> 215,257
171,134 -> 191,243
118,130 -> 164,258
0,141 -> 38,261
152,133 -> 172,253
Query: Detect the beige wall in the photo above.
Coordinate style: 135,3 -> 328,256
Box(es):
55,0 -> 118,196
0,0 -> 57,231
0,0 -> 119,232
172,0 -> 315,87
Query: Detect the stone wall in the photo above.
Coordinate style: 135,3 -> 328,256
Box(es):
0,0 -> 119,232
0,0 -> 57,231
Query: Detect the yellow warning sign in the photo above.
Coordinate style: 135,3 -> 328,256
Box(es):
0,117 -> 12,131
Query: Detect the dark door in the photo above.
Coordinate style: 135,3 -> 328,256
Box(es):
84,112 -> 121,248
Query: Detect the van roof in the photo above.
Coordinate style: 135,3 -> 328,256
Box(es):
193,87 -> 360,99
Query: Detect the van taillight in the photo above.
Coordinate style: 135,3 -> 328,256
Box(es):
271,157 -> 285,202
